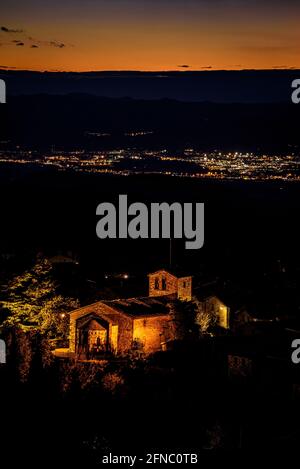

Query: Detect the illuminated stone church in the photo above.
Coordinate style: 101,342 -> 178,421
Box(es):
66,269 -> 191,358
56,268 -> 230,359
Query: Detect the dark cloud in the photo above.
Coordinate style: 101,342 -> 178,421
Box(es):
200,66 -> 213,69
50,41 -> 66,48
2,27 -> 70,50
27,37 -> 69,48
1,26 -> 23,33
178,64 -> 190,68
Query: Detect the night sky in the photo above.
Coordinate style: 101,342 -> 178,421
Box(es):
1,0 -> 300,71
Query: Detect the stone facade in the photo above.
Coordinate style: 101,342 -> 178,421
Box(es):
148,270 -> 192,301
133,315 -> 171,354
62,269 -> 234,360
68,300 -> 171,357
69,301 -> 132,355
177,276 -> 192,301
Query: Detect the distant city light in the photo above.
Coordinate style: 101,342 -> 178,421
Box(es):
0,146 -> 299,181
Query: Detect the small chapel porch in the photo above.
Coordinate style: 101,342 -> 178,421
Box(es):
74,314 -> 117,360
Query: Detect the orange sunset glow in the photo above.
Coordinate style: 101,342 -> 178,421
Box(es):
1,1 -> 300,71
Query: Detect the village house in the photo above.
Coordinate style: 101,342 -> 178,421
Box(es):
55,269 -> 232,359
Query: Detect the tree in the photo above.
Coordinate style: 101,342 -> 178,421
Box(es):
167,298 -> 218,341
193,298 -> 217,334
0,255 -> 79,340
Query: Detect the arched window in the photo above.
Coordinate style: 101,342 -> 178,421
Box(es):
155,277 -> 159,289
162,277 -> 166,290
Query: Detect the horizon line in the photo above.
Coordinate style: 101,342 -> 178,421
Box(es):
1,67 -> 300,73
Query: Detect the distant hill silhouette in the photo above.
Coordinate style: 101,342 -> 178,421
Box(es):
1,93 -> 299,150
1,69 -> 300,103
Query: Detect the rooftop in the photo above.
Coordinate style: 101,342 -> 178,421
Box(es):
103,294 -> 176,318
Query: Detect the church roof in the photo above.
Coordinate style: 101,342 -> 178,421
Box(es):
103,294 -> 175,318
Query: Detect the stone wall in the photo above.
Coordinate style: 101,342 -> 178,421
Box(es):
177,276 -> 192,301
69,301 -> 134,354
133,315 -> 171,354
149,270 -> 192,301
149,270 -> 178,297
69,303 -> 170,356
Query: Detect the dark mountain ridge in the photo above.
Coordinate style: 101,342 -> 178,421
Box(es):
1,69 -> 299,103
1,93 -> 299,150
